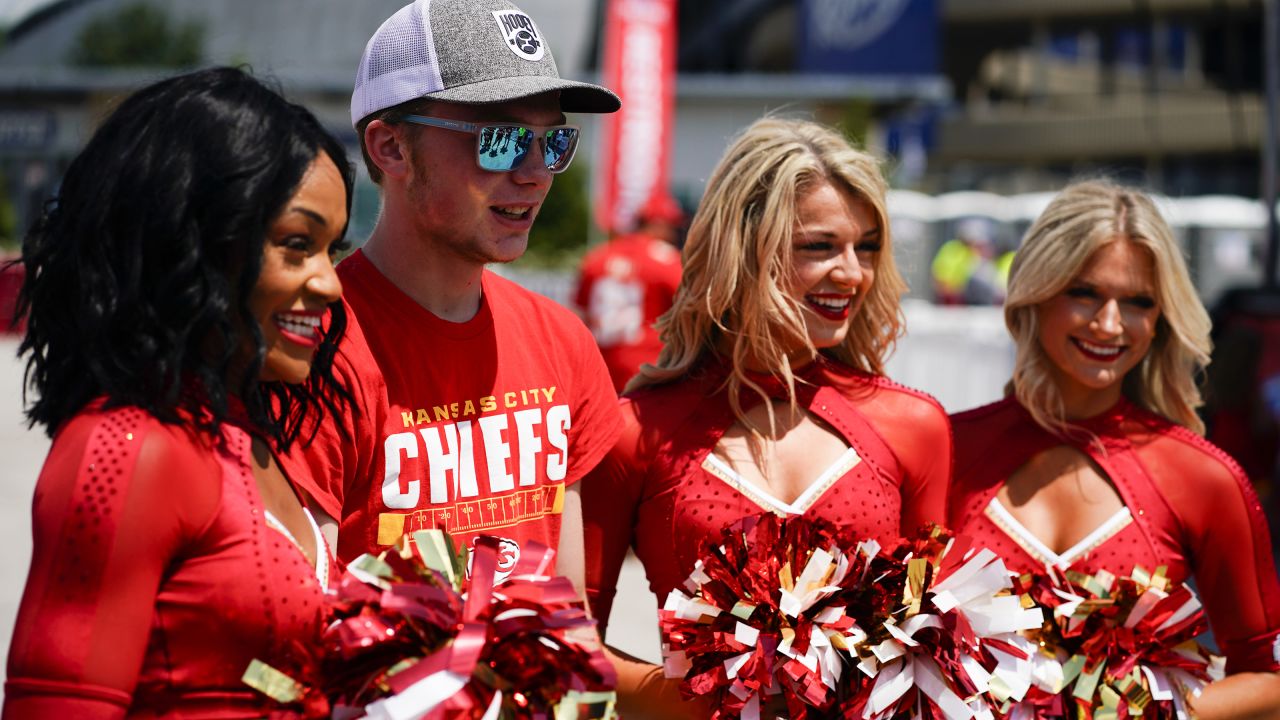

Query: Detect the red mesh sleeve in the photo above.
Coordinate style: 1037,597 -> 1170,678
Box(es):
1141,432 -> 1280,673
860,386 -> 952,535
4,409 -> 221,718
582,398 -> 645,630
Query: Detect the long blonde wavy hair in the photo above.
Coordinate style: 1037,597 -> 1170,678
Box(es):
628,117 -> 907,432
1005,180 -> 1212,435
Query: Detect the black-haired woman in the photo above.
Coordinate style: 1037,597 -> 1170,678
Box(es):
4,67 -> 353,718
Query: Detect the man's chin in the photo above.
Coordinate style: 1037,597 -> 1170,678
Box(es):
483,237 -> 530,265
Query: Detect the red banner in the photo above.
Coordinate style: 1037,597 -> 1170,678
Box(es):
594,0 -> 677,234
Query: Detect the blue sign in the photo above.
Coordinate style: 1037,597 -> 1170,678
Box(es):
797,0 -> 937,75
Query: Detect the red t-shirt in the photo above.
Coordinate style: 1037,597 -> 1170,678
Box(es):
573,233 -> 682,392
5,404 -> 330,718
582,357 -> 951,628
285,251 -> 623,570
949,396 -> 1280,674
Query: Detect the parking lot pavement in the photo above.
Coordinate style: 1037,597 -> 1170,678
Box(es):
606,553 -> 662,663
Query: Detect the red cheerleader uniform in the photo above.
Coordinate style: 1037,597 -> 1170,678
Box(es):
583,357 -> 951,628
5,403 -> 332,718
949,396 -> 1280,674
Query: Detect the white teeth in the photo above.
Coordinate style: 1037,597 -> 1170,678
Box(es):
807,296 -> 850,310
277,313 -> 320,337
1076,339 -> 1122,356
494,207 -> 529,219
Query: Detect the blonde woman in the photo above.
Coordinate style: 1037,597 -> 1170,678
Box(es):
949,180 -> 1280,718
582,117 -> 950,716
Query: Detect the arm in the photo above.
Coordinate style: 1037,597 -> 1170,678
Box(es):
557,483 -> 586,598
602,646 -> 710,720
580,400 -> 710,719
581,401 -> 640,629
1161,444 -> 1280,720
4,415 -> 220,719
891,394 -> 953,534
1194,674 -> 1280,720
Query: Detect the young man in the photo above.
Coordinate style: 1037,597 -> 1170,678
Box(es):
287,0 -> 623,589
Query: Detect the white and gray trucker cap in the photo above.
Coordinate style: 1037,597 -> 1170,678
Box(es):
351,0 -> 621,126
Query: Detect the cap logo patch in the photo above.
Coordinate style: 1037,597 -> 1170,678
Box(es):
492,10 -> 545,61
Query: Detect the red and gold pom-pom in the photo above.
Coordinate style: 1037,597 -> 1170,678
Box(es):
661,517 -> 1041,720
1017,567 -> 1222,720
660,513 -> 871,720
841,529 -> 1044,720
247,530 -> 617,720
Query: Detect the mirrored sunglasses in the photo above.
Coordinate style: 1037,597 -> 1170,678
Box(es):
401,115 -> 580,174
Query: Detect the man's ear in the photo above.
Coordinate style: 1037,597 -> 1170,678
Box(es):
364,119 -> 412,181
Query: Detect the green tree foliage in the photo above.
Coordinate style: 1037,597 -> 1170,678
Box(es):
519,160 -> 592,268
70,3 -> 203,68
836,98 -> 872,147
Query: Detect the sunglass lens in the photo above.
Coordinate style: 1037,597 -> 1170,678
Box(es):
543,128 -> 579,173
476,125 -> 578,172
477,126 -> 534,172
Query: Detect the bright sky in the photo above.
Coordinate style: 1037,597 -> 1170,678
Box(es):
1,0 -> 55,27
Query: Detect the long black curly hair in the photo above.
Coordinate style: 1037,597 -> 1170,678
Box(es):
17,66 -> 354,448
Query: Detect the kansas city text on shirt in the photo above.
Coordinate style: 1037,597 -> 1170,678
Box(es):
376,385 -> 570,545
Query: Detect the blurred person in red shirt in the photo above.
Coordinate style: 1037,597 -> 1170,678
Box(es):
575,192 -> 686,391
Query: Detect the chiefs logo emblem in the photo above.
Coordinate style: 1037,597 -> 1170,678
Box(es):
469,536 -> 522,584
